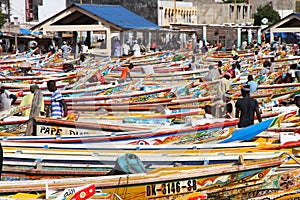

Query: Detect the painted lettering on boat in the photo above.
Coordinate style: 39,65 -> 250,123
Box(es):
241,189 -> 280,199
208,189 -> 279,199
63,188 -> 76,197
36,125 -> 91,135
146,180 -> 197,197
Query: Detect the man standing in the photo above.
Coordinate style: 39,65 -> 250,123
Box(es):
223,91 -> 235,119
0,84 -> 17,111
47,80 -> 67,118
132,40 -> 141,57
235,86 -> 262,128
122,41 -> 130,56
205,65 -> 220,81
247,75 -> 258,93
217,73 -> 231,99
61,41 -> 72,59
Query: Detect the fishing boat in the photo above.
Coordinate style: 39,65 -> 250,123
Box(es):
0,154 -> 286,200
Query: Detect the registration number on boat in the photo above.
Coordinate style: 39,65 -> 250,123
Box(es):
146,179 -> 197,197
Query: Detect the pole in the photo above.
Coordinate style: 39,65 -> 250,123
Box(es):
173,0 -> 176,24
7,0 -> 11,34
91,0 -> 93,3
79,0 -> 82,52
233,0 -> 237,24
14,33 -> 17,53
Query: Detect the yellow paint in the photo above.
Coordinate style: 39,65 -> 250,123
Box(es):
11,193 -> 44,199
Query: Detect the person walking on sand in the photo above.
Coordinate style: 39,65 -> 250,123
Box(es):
47,80 -> 67,118
235,86 -> 262,128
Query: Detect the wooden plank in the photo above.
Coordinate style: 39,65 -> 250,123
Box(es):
26,90 -> 43,136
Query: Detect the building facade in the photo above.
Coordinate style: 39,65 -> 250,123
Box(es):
0,0 -> 297,26
157,0 -> 197,27
0,0 -> 66,24
249,0 -> 296,18
186,1 -> 253,25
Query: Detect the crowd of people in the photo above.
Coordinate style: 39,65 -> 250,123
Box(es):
198,39 -> 300,128
0,80 -> 67,120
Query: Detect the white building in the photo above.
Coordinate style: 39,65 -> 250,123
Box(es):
38,0 -> 66,23
158,0 -> 197,27
1,0 -> 66,25
6,0 -> 26,25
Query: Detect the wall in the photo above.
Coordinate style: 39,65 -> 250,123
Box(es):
38,0 -> 66,22
67,0 -> 158,24
158,0 -> 197,26
249,0 -> 296,18
195,3 -> 252,25
10,0 -> 26,24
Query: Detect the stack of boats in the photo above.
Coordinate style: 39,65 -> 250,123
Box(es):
0,48 -> 300,199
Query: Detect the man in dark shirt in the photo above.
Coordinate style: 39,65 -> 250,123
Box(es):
235,86 -> 262,128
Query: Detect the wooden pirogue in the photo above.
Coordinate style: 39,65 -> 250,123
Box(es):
0,154 -> 285,200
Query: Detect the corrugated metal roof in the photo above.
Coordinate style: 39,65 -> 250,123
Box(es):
75,4 -> 160,29
295,13 -> 300,18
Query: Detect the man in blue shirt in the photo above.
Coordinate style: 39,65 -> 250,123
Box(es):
47,80 -> 67,118
247,75 -> 258,93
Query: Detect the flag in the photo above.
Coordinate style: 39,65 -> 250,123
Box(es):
67,184 -> 96,200
56,184 -> 96,200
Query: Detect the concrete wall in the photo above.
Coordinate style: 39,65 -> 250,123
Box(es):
195,3 -> 252,25
187,0 -> 216,4
67,0 -> 158,24
249,0 -> 296,17
10,0 -> 26,24
38,0 -> 66,22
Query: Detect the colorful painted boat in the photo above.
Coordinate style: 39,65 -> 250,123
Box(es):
0,154 -> 285,200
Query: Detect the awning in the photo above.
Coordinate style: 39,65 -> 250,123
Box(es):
20,28 -> 32,35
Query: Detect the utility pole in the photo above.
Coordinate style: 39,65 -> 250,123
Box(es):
173,0 -> 176,24
233,0 -> 237,24
7,0 -> 11,34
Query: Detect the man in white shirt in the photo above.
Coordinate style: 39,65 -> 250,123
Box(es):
132,40 -> 141,57
0,84 -> 17,111
122,41 -> 130,56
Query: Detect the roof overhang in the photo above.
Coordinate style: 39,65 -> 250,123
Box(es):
31,4 -> 122,34
262,13 -> 300,33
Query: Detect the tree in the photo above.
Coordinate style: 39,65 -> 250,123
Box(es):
254,4 -> 280,26
0,11 -> 6,29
